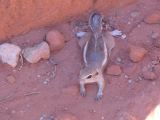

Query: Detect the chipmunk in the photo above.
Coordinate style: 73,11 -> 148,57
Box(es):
78,11 -> 115,100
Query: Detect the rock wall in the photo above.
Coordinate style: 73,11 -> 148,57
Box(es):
0,0 -> 137,41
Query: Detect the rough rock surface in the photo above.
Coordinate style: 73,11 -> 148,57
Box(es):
0,0 -> 137,41
23,41 -> 50,63
0,43 -> 21,67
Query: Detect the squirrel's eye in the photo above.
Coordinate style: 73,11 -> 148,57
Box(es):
86,75 -> 92,79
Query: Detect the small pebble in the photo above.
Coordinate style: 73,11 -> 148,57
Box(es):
144,10 -> 160,24
39,114 -> 47,120
46,30 -> 65,51
23,41 -> 50,63
121,34 -> 126,39
124,75 -> 129,79
43,81 -> 48,85
142,71 -> 157,81
37,75 -> 41,78
0,43 -> 21,67
101,116 -> 105,120
128,80 -> 132,84
116,57 -> 122,63
129,46 -> 147,62
90,109 -> 96,113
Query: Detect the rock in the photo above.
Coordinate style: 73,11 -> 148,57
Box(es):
0,0 -> 92,40
121,34 -> 127,39
101,116 -> 105,120
0,0 -> 137,41
6,75 -> 16,84
0,43 -> 21,67
129,46 -> 147,62
124,75 -> 129,79
142,71 -> 157,81
116,57 -> 122,63
128,79 -> 132,84
145,105 -> 160,120
145,10 -> 160,24
46,30 -> 65,51
62,85 -> 78,96
23,41 -> 50,63
57,113 -> 78,120
106,65 -> 122,76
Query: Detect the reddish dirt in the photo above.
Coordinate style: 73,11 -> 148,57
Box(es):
1,0 -> 160,120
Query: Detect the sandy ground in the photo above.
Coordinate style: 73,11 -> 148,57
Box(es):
1,0 -> 160,120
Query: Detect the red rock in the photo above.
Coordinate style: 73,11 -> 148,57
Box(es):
145,10 -> 160,24
46,30 -> 65,52
129,46 -> 147,62
0,43 -> 21,67
106,65 -> 122,76
23,41 -> 50,63
0,0 -> 137,41
0,0 -> 92,40
142,71 -> 157,81
94,0 -> 136,11
6,75 -> 16,84
57,113 -> 78,120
